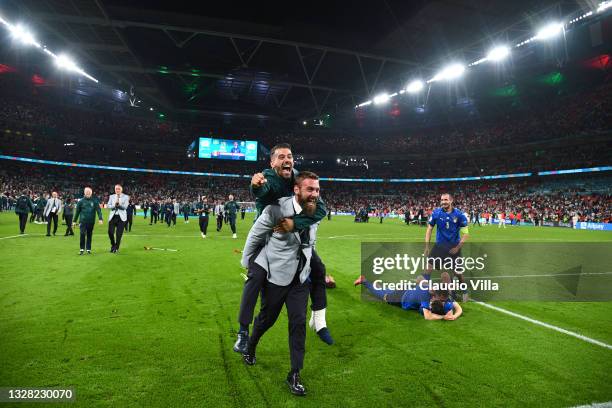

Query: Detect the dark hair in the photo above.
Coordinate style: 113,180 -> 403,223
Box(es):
433,289 -> 450,301
441,193 -> 453,200
295,171 -> 319,186
270,143 -> 292,158
430,300 -> 446,316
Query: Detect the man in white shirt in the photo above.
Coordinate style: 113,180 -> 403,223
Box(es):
44,191 -> 62,236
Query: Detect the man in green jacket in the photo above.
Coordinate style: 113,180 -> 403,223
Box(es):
182,202 -> 191,223
32,194 -> 47,224
73,187 -> 103,255
234,143 -> 333,354
15,190 -> 34,234
225,194 -> 241,239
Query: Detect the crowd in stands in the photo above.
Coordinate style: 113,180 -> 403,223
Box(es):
1,78 -> 610,164
1,162 -> 610,224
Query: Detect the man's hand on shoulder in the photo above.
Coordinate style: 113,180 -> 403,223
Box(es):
251,173 -> 267,188
273,217 -> 294,233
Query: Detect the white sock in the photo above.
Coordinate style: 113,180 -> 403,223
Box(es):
310,308 -> 327,332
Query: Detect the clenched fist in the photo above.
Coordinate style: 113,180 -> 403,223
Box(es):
251,173 -> 267,188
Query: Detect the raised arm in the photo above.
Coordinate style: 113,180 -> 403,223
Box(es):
250,172 -> 271,199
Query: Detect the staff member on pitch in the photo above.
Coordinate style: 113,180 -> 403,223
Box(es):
182,201 -> 191,223
215,201 -> 224,232
225,194 -> 240,239
241,171 -> 321,396
44,191 -> 63,237
15,190 -> 34,234
126,200 -> 136,232
63,197 -> 75,236
195,196 -> 211,238
107,184 -> 129,253
73,187 -> 103,255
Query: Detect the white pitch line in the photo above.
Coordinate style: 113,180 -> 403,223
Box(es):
473,301 -> 612,350
0,234 -> 28,240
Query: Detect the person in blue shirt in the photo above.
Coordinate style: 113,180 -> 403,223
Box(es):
354,272 -> 463,321
425,193 -> 470,300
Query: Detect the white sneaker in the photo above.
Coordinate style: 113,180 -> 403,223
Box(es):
232,233 -> 237,239
201,233 -> 206,238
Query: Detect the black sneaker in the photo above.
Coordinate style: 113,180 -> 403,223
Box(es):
233,331 -> 249,353
286,371 -> 306,396
87,250 -> 91,255
242,349 -> 256,366
79,250 -> 84,256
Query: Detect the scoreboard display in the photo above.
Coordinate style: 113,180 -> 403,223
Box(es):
198,138 -> 258,161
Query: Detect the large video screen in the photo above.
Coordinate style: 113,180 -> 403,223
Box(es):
198,138 -> 258,161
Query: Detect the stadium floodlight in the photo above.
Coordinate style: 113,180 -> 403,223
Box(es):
373,93 -> 390,105
430,63 -> 465,82
598,0 -> 612,12
535,22 -> 564,40
486,45 -> 510,61
53,53 -> 98,82
302,121 -> 307,125
405,80 -> 424,93
55,54 -> 79,71
9,24 -> 40,48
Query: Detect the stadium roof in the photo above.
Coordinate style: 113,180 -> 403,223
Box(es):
3,0 -> 583,124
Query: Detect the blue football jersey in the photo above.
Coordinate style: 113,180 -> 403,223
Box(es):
428,207 -> 468,245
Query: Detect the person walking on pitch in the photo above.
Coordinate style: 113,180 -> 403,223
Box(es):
73,187 -> 103,255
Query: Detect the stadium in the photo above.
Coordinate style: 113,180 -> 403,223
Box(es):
0,0 -> 611,406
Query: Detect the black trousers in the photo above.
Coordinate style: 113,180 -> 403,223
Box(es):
216,215 -> 223,231
199,216 -> 209,234
127,215 -> 133,232
47,213 -> 59,235
241,212 -> 245,220
172,213 -> 177,225
80,222 -> 94,250
249,265 -> 310,372
184,213 -> 189,221
166,212 -> 172,226
228,214 -> 237,233
18,213 -> 28,233
238,249 -> 327,327
150,212 -> 158,224
143,209 -> 148,218
64,214 -> 74,235
108,215 -> 125,249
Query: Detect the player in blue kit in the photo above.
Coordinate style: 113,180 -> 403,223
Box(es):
354,272 -> 463,320
425,193 -> 470,301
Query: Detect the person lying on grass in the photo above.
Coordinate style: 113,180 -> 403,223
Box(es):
354,272 -> 463,321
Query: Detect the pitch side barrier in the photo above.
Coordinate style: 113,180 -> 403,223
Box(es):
1,154 -> 610,183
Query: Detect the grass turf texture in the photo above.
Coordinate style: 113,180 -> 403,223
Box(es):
0,211 -> 611,407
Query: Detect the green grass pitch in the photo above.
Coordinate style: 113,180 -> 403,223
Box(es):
1,211 -> 611,407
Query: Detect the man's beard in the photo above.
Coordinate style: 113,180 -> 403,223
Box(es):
302,199 -> 317,216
